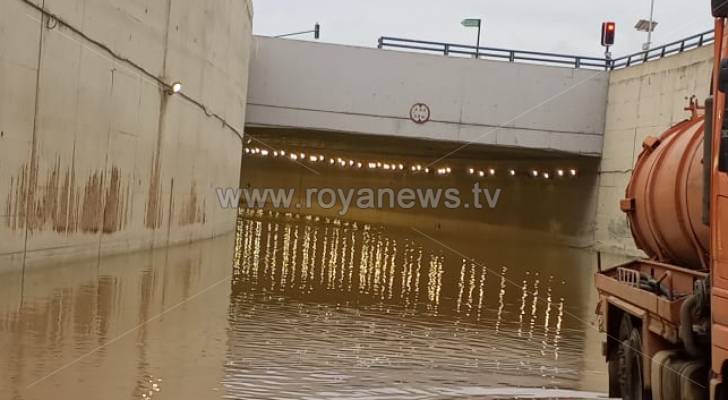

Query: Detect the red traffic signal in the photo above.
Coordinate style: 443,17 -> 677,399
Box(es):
601,22 -> 616,46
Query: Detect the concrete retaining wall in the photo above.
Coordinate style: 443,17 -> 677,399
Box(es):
595,45 -> 713,255
0,0 -> 253,270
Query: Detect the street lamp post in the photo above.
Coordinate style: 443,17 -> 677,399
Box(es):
635,0 -> 658,50
461,18 -> 482,59
275,23 -> 321,40
647,0 -> 656,49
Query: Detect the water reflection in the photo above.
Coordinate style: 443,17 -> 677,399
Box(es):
227,208 -> 607,398
0,236 -> 236,400
234,209 -> 569,337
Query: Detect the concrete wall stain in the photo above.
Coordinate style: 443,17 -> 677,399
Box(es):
3,0 -> 250,265
102,167 -> 123,233
5,151 -> 131,235
144,152 -> 164,230
144,95 -> 167,230
179,182 -> 206,226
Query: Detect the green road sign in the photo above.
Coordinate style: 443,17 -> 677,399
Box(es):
461,19 -> 481,28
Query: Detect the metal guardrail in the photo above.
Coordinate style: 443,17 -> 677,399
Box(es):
377,37 -> 608,69
609,30 -> 714,69
377,29 -> 715,71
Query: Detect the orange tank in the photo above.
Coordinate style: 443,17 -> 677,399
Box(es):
621,111 -> 709,269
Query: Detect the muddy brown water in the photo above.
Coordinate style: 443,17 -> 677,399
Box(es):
0,208 -> 610,399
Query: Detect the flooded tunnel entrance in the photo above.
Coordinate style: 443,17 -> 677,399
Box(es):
0,128 -> 610,399
240,127 -> 601,244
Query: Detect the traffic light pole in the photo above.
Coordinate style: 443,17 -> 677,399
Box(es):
476,20 -> 481,59
604,45 -> 612,70
600,21 -> 616,70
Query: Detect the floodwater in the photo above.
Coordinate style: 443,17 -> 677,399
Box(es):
0,209 -> 609,400
1,134 -> 611,399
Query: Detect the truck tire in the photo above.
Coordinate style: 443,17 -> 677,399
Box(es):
618,316 -> 647,400
608,314 -> 633,398
608,351 -> 622,398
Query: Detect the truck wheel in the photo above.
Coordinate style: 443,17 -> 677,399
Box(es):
620,327 -> 646,400
608,314 -> 634,398
608,351 -> 622,398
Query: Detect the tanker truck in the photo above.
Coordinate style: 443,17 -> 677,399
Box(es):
594,3 -> 728,399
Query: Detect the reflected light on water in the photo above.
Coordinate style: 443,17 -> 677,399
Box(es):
0,206 -> 606,400
227,208 -> 605,398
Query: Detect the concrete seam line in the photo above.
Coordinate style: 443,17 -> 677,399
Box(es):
245,0 -> 254,20
410,227 -> 707,390
18,0 -> 245,141
246,102 -> 605,137
21,0 -> 46,272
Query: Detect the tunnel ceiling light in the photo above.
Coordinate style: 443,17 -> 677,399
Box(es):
247,145 -> 582,183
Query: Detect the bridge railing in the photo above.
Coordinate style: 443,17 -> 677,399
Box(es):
377,37 -> 608,69
609,30 -> 714,69
377,30 -> 715,71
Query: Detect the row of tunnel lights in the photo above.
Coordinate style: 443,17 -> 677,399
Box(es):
244,147 -> 579,179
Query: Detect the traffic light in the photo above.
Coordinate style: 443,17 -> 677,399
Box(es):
314,23 -> 320,40
713,0 -> 728,17
601,21 -> 616,46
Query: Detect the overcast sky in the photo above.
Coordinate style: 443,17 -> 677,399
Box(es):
251,1 -> 713,58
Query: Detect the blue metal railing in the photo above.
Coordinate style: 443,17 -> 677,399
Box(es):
377,29 -> 715,70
